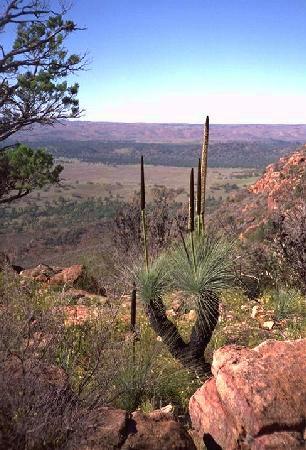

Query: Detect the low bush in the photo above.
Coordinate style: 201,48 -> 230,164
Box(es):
0,269 -> 200,448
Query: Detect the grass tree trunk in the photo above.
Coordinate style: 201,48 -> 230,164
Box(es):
187,293 -> 219,373
145,293 -> 219,377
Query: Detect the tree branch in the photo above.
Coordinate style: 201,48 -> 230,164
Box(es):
0,189 -> 30,204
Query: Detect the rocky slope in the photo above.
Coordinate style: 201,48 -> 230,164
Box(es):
213,145 -> 306,237
249,145 -> 305,210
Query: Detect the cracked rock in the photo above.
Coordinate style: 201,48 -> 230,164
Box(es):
189,339 -> 306,449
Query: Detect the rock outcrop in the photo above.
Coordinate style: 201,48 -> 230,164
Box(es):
211,145 -> 306,238
189,339 -> 306,450
20,263 -> 106,295
249,148 -> 305,211
69,407 -> 196,450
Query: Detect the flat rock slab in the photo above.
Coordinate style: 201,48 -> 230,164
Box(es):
189,339 -> 306,450
70,408 -> 196,450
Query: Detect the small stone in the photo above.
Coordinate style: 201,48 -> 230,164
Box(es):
251,305 -> 259,318
172,300 -> 181,312
262,320 -> 274,330
166,309 -> 176,317
160,404 -> 173,414
188,310 -> 197,321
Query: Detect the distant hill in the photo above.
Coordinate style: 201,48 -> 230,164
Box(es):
10,138 -> 297,169
9,121 -> 306,144
4,121 -> 305,168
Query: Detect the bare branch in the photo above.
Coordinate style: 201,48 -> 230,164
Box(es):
0,188 -> 30,204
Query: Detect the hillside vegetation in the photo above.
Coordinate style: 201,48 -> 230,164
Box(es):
17,139 -> 300,168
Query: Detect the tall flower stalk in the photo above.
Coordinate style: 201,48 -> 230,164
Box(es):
196,158 -> 202,235
130,281 -> 137,363
200,116 -> 209,232
141,155 -> 149,271
189,168 -> 196,271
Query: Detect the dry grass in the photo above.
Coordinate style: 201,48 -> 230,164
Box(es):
17,160 -> 258,206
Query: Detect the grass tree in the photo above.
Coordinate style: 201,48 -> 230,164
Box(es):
137,142 -> 235,377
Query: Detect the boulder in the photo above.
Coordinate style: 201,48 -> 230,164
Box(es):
49,264 -> 84,285
122,410 -> 196,450
20,264 -> 60,282
20,264 -> 106,295
189,339 -> 306,450
71,408 -> 196,450
70,407 -> 129,450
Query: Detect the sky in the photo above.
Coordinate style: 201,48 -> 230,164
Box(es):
6,0 -> 306,124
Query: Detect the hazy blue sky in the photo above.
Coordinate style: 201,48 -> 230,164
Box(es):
40,1 -> 306,123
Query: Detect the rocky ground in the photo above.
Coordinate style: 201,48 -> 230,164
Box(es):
1,259 -> 305,449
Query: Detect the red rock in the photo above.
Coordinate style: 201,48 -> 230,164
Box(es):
70,407 -> 128,449
122,410 -> 196,450
249,147 -> 306,212
251,432 -> 305,450
69,408 -> 196,450
49,264 -> 83,285
20,263 -> 58,281
189,339 -> 306,450
20,263 -> 106,295
189,378 -> 237,450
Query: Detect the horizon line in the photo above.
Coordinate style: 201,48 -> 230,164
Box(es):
66,119 -> 306,126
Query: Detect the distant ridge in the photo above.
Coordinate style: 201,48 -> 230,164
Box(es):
10,121 -> 306,144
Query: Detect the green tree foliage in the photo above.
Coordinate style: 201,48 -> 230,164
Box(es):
0,0 -> 85,142
0,144 -> 63,203
0,1 -> 85,202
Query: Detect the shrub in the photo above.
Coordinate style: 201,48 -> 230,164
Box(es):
268,204 -> 306,293
112,324 -> 199,413
267,287 -> 305,320
0,270 -> 119,448
0,268 -> 201,447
